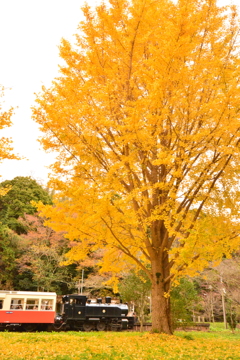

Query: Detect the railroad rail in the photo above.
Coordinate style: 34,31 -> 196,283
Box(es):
130,323 -> 210,332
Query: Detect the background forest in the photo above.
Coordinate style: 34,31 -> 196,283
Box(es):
0,176 -> 239,329
0,176 -> 77,293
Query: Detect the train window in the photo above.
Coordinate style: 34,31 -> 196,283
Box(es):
69,298 -> 84,305
62,295 -> 69,304
26,299 -> 39,310
41,299 -> 53,310
0,299 -> 3,309
76,298 -> 84,305
11,299 -> 24,310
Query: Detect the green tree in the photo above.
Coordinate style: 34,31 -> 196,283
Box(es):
0,177 -> 53,289
0,176 -> 52,234
170,278 -> 200,329
119,270 -> 151,331
0,226 -> 20,289
226,300 -> 238,333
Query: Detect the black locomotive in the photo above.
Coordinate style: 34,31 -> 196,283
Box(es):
55,294 -> 135,331
0,291 -> 135,332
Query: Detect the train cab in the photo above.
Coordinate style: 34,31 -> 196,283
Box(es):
62,294 -> 87,321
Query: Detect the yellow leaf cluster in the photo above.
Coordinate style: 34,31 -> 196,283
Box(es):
0,86 -> 19,170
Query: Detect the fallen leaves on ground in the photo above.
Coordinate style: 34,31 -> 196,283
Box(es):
0,331 -> 239,360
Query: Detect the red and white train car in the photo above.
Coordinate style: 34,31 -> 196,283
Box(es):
0,290 -> 57,331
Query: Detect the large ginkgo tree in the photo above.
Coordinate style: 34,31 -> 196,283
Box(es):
33,0 -> 240,333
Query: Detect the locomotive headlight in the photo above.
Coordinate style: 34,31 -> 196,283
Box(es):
55,314 -> 63,323
102,309 -> 106,313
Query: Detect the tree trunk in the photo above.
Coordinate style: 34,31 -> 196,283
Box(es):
151,258 -> 172,334
139,313 -> 144,332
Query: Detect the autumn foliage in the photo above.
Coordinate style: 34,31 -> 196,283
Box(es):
33,0 -> 240,333
16,214 -> 70,292
0,86 -> 18,168
0,331 -> 240,360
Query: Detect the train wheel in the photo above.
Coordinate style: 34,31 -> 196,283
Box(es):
97,322 -> 106,331
83,322 -> 94,331
23,324 -> 37,332
110,319 -> 121,331
74,321 -> 83,331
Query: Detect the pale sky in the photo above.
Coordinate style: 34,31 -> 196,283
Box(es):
0,0 -> 99,185
0,0 -> 239,185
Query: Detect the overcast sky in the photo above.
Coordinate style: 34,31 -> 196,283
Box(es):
0,0 -> 99,184
0,0 -> 239,185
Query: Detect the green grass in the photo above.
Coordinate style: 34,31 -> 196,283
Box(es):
209,322 -> 231,331
176,322 -> 240,340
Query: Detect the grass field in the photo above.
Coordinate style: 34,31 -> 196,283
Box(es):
0,324 -> 239,360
